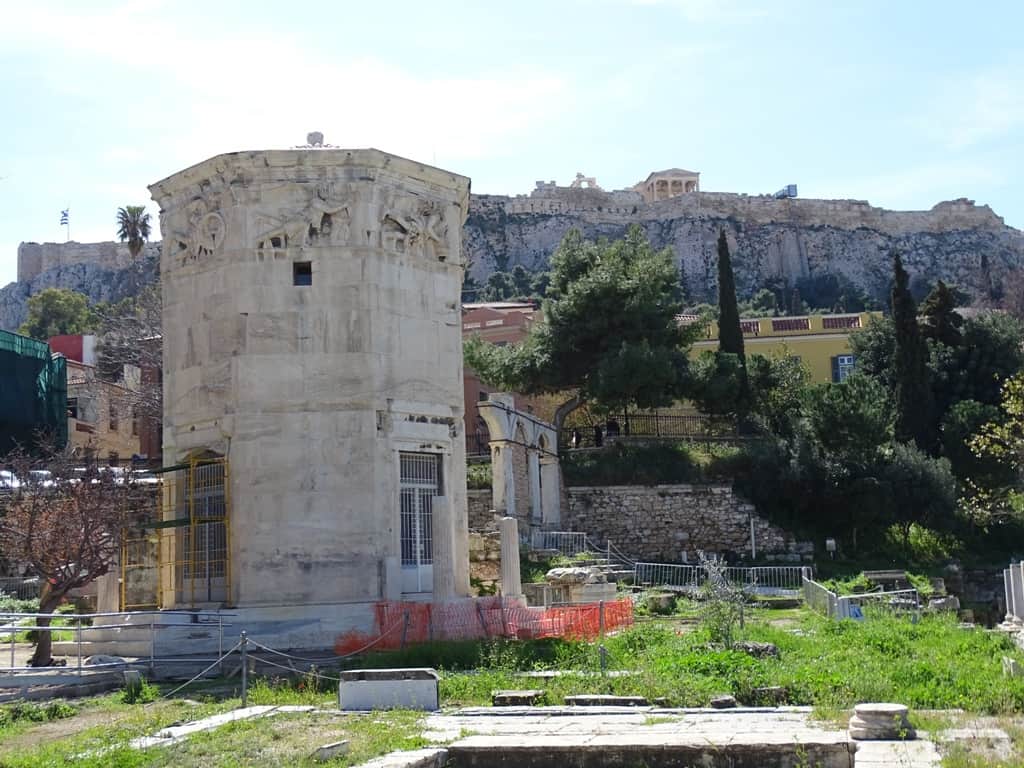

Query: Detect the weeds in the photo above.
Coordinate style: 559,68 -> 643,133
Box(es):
0,700 -> 77,731
120,676 -> 160,705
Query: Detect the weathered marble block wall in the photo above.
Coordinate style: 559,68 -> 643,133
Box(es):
563,484 -> 813,563
468,489 -> 495,531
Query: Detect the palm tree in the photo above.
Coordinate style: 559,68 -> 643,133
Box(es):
116,205 -> 152,259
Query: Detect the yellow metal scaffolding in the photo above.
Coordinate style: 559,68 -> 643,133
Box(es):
120,455 -> 232,609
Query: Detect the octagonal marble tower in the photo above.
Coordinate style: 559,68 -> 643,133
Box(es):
150,147 -> 471,610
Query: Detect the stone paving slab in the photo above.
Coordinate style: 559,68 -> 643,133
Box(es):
421,707 -> 945,768
855,740 -> 941,766
353,748 -> 448,768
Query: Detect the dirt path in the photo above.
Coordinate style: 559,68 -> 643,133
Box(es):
0,707 -> 123,753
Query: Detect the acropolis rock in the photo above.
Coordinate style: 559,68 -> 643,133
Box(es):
4,171 -> 1024,330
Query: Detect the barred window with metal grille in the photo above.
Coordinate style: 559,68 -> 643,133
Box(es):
179,461 -> 227,584
399,452 -> 441,568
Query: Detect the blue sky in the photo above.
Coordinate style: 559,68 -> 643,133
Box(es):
1,0 -> 1021,287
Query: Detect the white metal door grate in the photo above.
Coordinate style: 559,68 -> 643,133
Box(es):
399,453 -> 440,570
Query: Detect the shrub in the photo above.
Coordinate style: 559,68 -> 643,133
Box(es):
121,675 -> 159,704
561,441 -> 700,486
466,462 -> 491,490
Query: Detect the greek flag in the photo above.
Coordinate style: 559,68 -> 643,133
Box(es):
59,209 -> 69,226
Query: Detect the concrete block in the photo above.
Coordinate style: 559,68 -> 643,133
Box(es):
338,668 -> 439,711
312,740 -> 350,762
492,690 -> 545,706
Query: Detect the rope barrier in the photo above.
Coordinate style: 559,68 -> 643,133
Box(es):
244,617 -> 406,664
161,639 -> 243,699
244,651 -> 343,683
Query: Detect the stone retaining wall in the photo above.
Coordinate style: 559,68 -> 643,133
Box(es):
564,484 -> 813,563
468,489 -> 495,531
468,484 -> 812,562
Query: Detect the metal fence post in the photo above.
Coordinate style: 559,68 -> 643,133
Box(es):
598,601 -> 606,638
76,617 -> 82,676
240,630 -> 248,708
149,621 -> 155,677
218,615 -> 224,675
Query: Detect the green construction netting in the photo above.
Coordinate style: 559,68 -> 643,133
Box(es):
0,330 -> 68,454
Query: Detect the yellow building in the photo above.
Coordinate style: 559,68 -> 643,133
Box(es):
688,312 -> 881,383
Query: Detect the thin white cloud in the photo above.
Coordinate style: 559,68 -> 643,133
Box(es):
925,66 -> 1024,150
2,4 -> 572,170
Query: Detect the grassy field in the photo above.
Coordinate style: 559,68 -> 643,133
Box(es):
2,607 -> 1024,766
0,688 -> 424,768
431,610 -> 1024,711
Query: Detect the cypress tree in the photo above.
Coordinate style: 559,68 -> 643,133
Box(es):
678,261 -> 692,306
919,280 -> 963,348
891,252 -> 934,448
716,230 -> 745,362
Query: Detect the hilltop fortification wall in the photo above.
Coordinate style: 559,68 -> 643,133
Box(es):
491,188 -> 1007,235
18,241 -> 161,282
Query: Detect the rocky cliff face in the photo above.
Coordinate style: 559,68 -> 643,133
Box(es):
464,192 -> 1024,303
0,248 -> 159,331
3,190 -> 1022,331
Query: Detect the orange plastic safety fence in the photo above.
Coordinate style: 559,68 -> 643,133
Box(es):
333,597 -> 634,655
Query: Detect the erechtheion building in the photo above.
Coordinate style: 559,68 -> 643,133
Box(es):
149,141 -> 472,618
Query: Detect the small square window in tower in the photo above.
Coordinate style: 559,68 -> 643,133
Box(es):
293,261 -> 312,286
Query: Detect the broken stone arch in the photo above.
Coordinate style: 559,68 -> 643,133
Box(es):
477,394 -> 560,530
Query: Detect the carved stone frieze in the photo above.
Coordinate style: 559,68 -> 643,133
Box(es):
165,198 -> 227,266
255,181 -> 354,253
380,196 -> 449,261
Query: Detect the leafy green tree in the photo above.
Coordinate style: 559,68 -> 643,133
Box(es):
716,230 -> 744,363
116,205 -> 152,259
919,280 -> 963,347
18,288 -> 96,340
796,273 -> 870,312
941,399 -> 1008,483
689,350 -> 811,430
945,313 -> 1024,408
849,315 -> 896,390
804,375 -> 893,461
970,373 -> 1024,473
891,252 -> 934,449
746,352 -> 811,437
529,271 -> 551,299
465,226 -> 694,431
480,271 -> 514,301
883,443 -> 957,548
509,265 -> 533,297
688,351 -> 749,417
740,288 -> 778,318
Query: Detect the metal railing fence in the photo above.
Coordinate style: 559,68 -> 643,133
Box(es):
636,562 -> 810,596
561,412 -> 739,448
837,589 -> 920,619
802,575 -> 920,620
531,531 -> 588,557
0,610 -> 231,680
802,576 -> 838,616
0,577 -> 41,601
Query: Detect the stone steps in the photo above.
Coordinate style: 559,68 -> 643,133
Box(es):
446,736 -> 854,768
